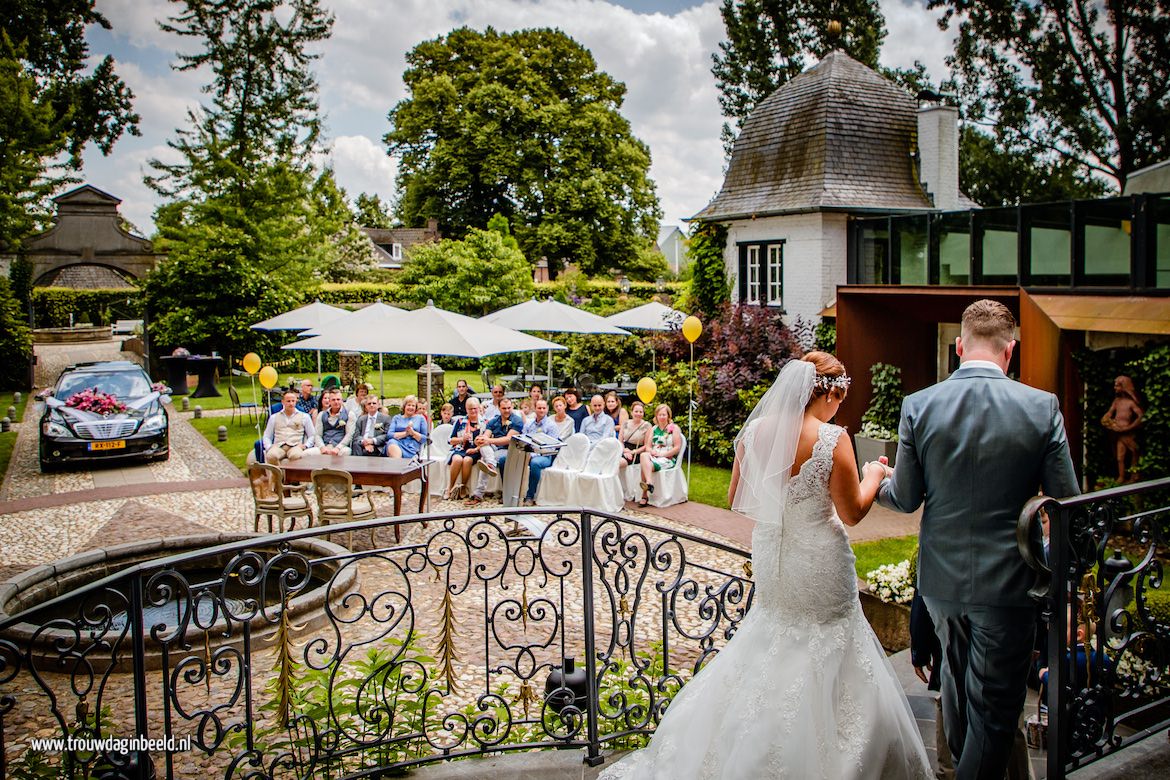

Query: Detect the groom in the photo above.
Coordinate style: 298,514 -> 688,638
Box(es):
876,299 -> 1078,780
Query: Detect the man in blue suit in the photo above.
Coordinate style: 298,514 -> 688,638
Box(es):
877,299 -> 1079,780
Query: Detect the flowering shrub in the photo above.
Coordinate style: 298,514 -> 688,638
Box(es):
65,387 -> 127,416
865,559 -> 914,605
1112,650 -> 1170,698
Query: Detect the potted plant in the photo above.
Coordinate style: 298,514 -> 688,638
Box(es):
855,362 -> 904,468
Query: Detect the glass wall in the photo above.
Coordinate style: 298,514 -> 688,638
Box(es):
853,221 -> 889,284
1080,198 -> 1131,285
1156,196 -> 1170,289
892,215 -> 929,284
935,212 -> 971,285
1026,203 -> 1072,286
976,208 -> 1018,282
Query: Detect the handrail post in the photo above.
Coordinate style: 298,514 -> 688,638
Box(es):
129,574 -> 153,779
1047,504 -> 1070,780
580,511 -> 604,767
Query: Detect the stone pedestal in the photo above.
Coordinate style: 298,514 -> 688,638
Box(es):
417,362 -> 444,412
339,352 -> 362,391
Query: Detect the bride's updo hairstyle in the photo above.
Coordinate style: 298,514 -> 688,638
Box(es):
801,351 -> 850,405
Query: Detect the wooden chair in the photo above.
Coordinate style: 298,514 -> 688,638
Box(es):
228,384 -> 258,426
312,468 -> 378,549
248,463 -> 314,532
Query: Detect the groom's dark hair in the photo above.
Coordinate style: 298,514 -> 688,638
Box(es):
961,300 -> 1015,350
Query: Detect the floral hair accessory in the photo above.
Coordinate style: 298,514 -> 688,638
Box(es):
814,373 -> 851,393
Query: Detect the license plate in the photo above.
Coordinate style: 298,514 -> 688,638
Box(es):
89,440 -> 126,451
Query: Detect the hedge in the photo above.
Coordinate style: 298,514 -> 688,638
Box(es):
318,279 -> 685,312
31,287 -> 144,328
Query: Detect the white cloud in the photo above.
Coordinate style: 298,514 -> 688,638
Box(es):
80,0 -> 954,235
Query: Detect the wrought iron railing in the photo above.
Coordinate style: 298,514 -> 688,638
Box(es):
1019,477 -> 1170,779
0,508 -> 752,779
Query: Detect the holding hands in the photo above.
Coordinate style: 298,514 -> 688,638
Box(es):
862,455 -> 894,481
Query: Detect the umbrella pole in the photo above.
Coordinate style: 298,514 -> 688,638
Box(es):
317,349 -> 322,385
379,353 -> 384,398
531,351 -> 535,378
547,349 -> 553,392
425,353 -> 433,511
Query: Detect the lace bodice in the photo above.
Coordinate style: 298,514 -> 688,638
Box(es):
751,423 -> 858,621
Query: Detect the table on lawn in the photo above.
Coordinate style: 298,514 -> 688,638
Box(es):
280,454 -> 427,541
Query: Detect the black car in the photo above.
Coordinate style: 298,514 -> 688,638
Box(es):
39,361 -> 170,471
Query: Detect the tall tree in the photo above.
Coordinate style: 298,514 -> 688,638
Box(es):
711,0 -> 886,154
144,0 -> 338,356
931,0 -> 1170,192
385,27 -> 661,276
0,1 -> 139,250
959,126 -> 1108,207
354,192 -> 393,228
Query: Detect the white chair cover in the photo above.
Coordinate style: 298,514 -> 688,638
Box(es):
535,433 -> 590,506
569,437 -> 624,513
646,435 -> 688,508
405,422 -> 452,497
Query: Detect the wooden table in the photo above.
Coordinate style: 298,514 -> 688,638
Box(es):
280,454 -> 426,541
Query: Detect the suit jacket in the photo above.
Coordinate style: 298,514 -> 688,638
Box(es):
353,412 -> 392,450
878,364 -> 1079,608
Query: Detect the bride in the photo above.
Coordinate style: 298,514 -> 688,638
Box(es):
599,352 -> 931,779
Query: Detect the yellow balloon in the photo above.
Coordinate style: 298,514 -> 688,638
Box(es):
242,352 -> 261,374
682,315 -> 703,343
636,377 -> 657,405
258,366 -> 278,389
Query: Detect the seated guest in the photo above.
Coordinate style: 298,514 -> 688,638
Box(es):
550,395 -> 575,441
315,389 -> 355,455
604,391 -> 629,436
263,390 -> 315,465
353,396 -> 391,457
579,394 -> 614,446
482,384 -> 505,420
563,387 -> 589,431
619,400 -> 651,469
387,394 -> 429,459
465,397 -> 523,506
295,379 -> 318,422
439,402 -> 455,426
637,403 -> 682,506
447,398 -> 485,499
522,398 -> 560,506
518,398 -> 534,425
345,382 -> 372,418
449,380 -> 472,417
529,383 -> 544,408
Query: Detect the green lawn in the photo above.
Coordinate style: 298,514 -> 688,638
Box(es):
0,391 -> 31,483
687,462 -> 732,509
852,535 -> 918,581
187,414 -> 256,473
174,369 -> 484,412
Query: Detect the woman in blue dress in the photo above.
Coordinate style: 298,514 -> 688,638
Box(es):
386,394 -> 429,459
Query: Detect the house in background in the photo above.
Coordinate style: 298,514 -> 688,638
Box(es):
655,225 -> 687,275
690,50 -> 974,325
361,219 -> 441,269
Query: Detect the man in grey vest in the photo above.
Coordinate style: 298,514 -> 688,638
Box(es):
877,299 -> 1079,779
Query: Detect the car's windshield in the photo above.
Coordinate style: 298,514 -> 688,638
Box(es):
56,371 -> 152,400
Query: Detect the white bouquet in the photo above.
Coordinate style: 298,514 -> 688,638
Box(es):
865,559 -> 914,605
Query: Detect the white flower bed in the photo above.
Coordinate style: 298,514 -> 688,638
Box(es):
866,559 -> 914,605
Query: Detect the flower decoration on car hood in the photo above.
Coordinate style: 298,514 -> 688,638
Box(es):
64,387 -> 128,416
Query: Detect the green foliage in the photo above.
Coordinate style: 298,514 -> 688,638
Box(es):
860,362 -> 903,441
354,192 -> 393,228
711,0 -> 886,155
0,278 -> 32,389
813,319 -> 836,353
0,1 -> 139,250
386,27 -> 661,275
30,287 -> 141,328
8,254 -> 32,309
932,0 -> 1170,193
625,242 -> 671,282
685,222 -> 729,319
398,228 -> 533,316
1073,343 -> 1170,487
959,126 -> 1108,207
548,333 -> 654,385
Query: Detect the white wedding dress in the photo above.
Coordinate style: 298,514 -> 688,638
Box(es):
599,424 -> 931,779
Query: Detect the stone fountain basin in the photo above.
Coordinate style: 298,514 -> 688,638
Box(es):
0,533 -> 358,671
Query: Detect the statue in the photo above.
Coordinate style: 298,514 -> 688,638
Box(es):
1100,375 -> 1143,483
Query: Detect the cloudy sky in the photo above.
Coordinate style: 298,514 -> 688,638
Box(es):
80,0 -> 955,234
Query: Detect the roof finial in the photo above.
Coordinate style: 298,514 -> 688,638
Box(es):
827,19 -> 842,44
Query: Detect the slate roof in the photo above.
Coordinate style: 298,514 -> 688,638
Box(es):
693,50 -> 934,221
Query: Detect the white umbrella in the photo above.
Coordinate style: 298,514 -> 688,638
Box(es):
251,300 -> 352,385
291,301 -> 404,395
604,301 -> 684,331
481,298 -> 630,387
604,301 -> 685,372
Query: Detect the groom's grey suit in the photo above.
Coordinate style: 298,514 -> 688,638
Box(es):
878,362 -> 1078,780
